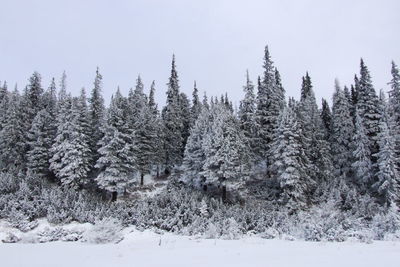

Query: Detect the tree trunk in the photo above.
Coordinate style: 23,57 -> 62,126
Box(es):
156,166 -> 160,179
111,191 -> 118,202
222,185 -> 227,202
140,172 -> 144,186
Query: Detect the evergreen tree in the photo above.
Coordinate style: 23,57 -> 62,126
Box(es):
255,46 -> 276,161
0,88 -> 25,169
134,96 -> 157,186
357,59 -> 381,165
89,67 -> 105,165
162,55 -> 184,171
0,82 -> 9,131
331,79 -> 354,180
190,81 -> 202,127
58,71 -> 68,114
147,82 -> 165,177
43,78 -> 58,119
201,103 -> 249,200
27,109 -> 55,178
270,106 -> 309,209
373,109 -> 400,205
388,61 -> 400,131
297,73 -> 333,187
321,98 -> 332,139
50,92 -> 92,188
95,90 -> 135,200
148,80 -> 158,116
128,75 -> 147,121
182,108 -> 210,189
352,109 -> 372,189
238,70 -> 257,157
179,92 -> 191,153
202,92 -> 209,110
25,72 -> 44,126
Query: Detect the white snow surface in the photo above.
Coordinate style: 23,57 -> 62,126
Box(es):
1,221 -> 399,267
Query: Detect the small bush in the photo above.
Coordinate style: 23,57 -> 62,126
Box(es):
84,218 -> 123,244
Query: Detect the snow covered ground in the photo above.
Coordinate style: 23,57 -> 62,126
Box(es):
1,228 -> 399,267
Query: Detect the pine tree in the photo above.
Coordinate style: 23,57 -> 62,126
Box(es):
182,108 -> 210,189
321,98 -> 332,139
58,71 -> 68,114
128,75 -> 147,121
270,106 -> 309,209
297,73 -> 333,187
43,78 -> 58,119
331,79 -> 354,180
202,92 -> 210,110
387,61 -> 400,171
357,59 -> 381,165
373,109 -> 400,205
352,109 -> 372,189
25,72 -> 44,126
179,92 -> 191,153
255,46 -> 276,161
89,67 -> 105,164
238,70 -> 257,158
95,90 -> 135,199
162,55 -> 184,171
0,88 -> 26,169
190,81 -> 202,127
389,62 -> 400,120
50,92 -> 92,188
148,81 -> 158,116
201,103 -> 249,200
134,96 -> 157,186
0,82 -> 9,131
27,109 -> 55,178
147,82 -> 165,177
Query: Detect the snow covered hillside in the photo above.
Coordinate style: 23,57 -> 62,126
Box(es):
1,230 -> 399,267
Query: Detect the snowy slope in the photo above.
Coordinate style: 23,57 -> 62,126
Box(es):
1,229 -> 399,267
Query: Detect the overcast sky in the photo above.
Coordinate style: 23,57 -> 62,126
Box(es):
1,0 -> 399,107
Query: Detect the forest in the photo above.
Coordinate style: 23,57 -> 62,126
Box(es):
0,46 -> 400,242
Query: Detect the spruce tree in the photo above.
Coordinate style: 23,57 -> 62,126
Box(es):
147,82 -> 165,177
0,88 -> 26,169
297,73 -> 333,187
27,109 -> 55,178
134,96 -> 157,186
89,67 -> 105,165
162,55 -> 184,171
95,90 -> 135,199
357,59 -> 381,165
128,75 -> 147,121
201,103 -> 249,200
321,98 -> 332,139
179,92 -> 191,153
331,79 -> 354,180
373,109 -> 400,205
388,61 -> 400,134
270,106 -> 309,209
0,82 -> 9,131
202,92 -> 209,110
238,70 -> 257,158
50,92 -> 92,188
190,81 -> 202,127
148,80 -> 158,116
352,109 -> 372,189
182,107 -> 210,189
255,46 -> 276,161
25,72 -> 44,126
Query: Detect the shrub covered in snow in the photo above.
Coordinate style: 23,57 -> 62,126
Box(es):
84,218 -> 123,244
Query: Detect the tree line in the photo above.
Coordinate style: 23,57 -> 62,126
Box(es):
0,46 -> 399,210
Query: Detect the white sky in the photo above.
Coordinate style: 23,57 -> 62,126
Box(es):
0,0 -> 399,107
